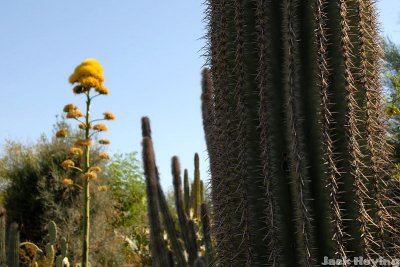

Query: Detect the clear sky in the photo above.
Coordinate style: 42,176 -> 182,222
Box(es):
0,1 -> 399,190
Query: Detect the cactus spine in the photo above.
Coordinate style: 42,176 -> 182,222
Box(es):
202,1 -> 400,265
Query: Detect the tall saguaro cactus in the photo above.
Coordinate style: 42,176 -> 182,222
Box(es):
202,1 -> 400,266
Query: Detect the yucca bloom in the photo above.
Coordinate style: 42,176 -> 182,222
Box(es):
63,178 -> 74,186
93,123 -> 108,131
74,139 -> 92,147
56,128 -> 68,138
99,139 -> 110,145
89,166 -> 102,173
103,112 -> 115,120
61,160 -> 75,170
83,172 -> 97,181
66,110 -> 84,119
63,104 -> 78,113
99,153 -> 110,160
97,185 -> 108,192
69,147 -> 84,156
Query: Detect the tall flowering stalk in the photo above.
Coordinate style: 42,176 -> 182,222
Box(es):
56,59 -> 115,267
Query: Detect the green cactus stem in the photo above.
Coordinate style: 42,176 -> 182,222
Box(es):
142,136 -> 169,267
200,203 -> 214,266
172,156 -> 198,266
0,207 -> 6,267
202,0 -> 400,265
184,169 -> 191,217
142,117 -> 186,267
192,153 -> 201,219
7,222 -> 20,267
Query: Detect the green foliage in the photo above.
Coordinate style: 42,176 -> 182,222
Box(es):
107,152 -> 146,227
106,152 -> 151,266
383,38 -> 400,163
0,118 -> 142,266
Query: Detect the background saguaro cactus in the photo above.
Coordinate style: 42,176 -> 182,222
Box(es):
202,1 -> 400,266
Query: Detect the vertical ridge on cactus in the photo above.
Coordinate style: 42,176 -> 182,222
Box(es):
142,136 -> 168,267
202,0 -> 400,265
0,208 -> 6,266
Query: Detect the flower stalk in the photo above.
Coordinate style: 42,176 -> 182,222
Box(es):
57,58 -> 114,267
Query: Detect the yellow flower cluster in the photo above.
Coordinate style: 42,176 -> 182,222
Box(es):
103,112 -> 116,120
93,123 -> 108,132
69,59 -> 108,94
89,166 -> 102,173
66,109 -> 84,119
74,139 -> 92,147
63,178 -> 74,186
97,185 -> 108,192
61,160 -> 75,170
78,123 -> 91,130
99,153 -> 110,160
83,172 -> 97,181
56,128 -> 68,138
69,147 -> 83,156
63,104 -> 78,113
99,139 -> 110,145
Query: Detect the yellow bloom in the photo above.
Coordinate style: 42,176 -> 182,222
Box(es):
63,178 -> 74,186
78,123 -> 91,130
89,166 -> 102,173
93,123 -> 108,131
66,110 -> 84,119
99,139 -> 110,145
56,128 -> 68,138
95,86 -> 109,95
74,139 -> 92,147
69,147 -> 83,156
73,85 -> 88,94
63,104 -> 77,113
82,172 -> 97,181
80,76 -> 102,90
99,153 -> 110,160
69,59 -> 104,84
97,185 -> 108,192
103,112 -> 115,120
61,160 -> 75,170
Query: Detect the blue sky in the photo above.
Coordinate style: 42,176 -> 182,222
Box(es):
0,1 -> 399,190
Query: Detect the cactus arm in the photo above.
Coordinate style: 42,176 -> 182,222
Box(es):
183,169 -> 191,217
172,157 -> 198,266
200,204 -> 214,266
7,222 -> 20,267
